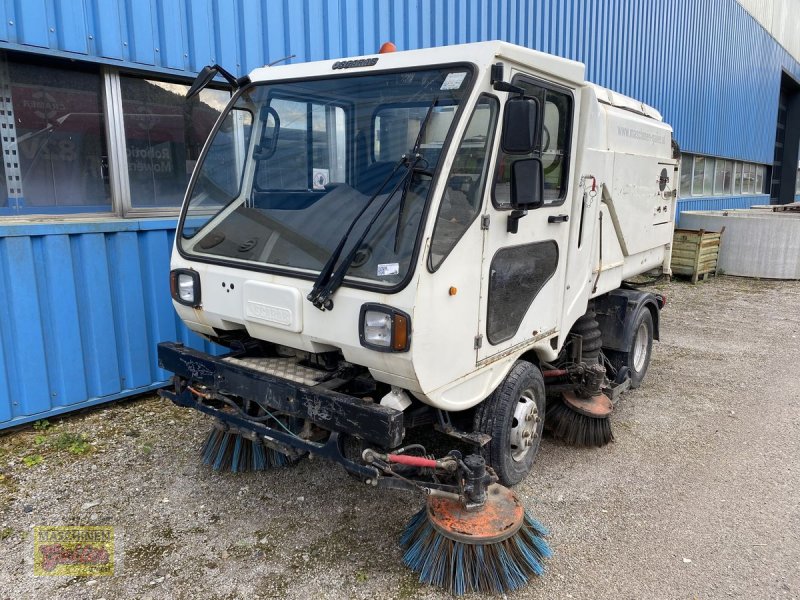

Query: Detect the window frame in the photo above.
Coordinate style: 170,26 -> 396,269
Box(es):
252,92 -> 352,193
112,69 -> 232,218
491,73 -> 575,209
679,153 -> 693,197
691,156 -> 705,196
0,52 -> 118,218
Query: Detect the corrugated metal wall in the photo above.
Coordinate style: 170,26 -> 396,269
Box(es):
0,0 -> 798,427
0,0 -> 795,212
737,0 -> 800,63
0,0 -> 797,164
0,220 -> 218,427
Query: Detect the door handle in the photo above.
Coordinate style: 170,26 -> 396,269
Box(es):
548,214 -> 569,223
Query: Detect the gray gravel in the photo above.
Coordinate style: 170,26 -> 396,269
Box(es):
1,275 -> 799,599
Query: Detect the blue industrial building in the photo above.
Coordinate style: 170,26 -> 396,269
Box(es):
1,0 -> 798,428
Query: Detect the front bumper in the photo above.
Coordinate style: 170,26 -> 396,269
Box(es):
157,342 -> 404,449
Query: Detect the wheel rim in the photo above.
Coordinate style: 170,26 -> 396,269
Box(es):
632,321 -> 649,372
509,388 -> 540,462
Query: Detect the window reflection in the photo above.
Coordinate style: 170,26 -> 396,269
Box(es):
120,77 -> 228,208
0,54 -> 110,214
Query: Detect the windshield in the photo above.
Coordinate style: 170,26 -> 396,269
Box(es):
179,66 -> 475,287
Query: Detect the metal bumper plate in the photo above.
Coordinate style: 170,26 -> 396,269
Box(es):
157,342 -> 404,448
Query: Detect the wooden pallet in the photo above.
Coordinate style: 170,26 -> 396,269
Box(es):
750,202 -> 800,212
670,227 -> 725,284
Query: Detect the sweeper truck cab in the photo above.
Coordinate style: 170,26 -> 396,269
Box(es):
158,41 -> 675,594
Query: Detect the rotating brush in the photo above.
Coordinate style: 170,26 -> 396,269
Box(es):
546,391 -> 614,447
200,422 -> 294,472
400,483 -> 552,595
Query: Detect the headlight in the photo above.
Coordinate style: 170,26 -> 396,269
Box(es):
359,304 -> 411,352
170,269 -> 201,307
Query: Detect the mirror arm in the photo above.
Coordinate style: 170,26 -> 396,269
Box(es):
186,64 -> 251,99
492,80 -> 525,96
507,209 -> 528,234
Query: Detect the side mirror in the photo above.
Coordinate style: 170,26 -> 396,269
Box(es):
511,158 -> 544,209
501,97 -> 539,154
507,157 -> 544,233
186,65 -> 217,99
186,64 -> 244,99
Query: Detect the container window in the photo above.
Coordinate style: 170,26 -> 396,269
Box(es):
702,158 -> 714,195
691,156 -> 705,196
120,76 -> 228,209
679,154 -> 693,197
0,53 -> 110,215
742,163 -> 755,194
754,165 -> 765,194
713,159 -> 730,195
733,161 -> 742,194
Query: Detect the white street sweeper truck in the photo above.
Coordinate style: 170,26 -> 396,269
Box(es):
158,40 -> 676,595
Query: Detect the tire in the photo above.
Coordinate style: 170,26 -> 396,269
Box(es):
473,360 -> 546,487
607,309 -> 654,389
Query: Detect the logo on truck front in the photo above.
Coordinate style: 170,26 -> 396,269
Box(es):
246,301 -> 293,327
332,58 -> 378,69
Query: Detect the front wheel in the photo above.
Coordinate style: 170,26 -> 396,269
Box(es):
607,309 -> 654,389
473,361 -> 545,486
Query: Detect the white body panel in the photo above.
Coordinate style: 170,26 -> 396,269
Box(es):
171,41 -> 676,412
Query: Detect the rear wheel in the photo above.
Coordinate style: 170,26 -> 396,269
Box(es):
473,361 -> 545,486
607,309 -> 654,389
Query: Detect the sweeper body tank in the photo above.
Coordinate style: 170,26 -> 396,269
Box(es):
158,40 -> 675,594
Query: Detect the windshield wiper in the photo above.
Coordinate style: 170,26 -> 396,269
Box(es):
393,97 -> 438,252
307,97 -> 439,311
307,155 -> 422,311
307,157 -> 411,310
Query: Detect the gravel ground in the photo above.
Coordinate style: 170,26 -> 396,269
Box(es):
1,275 -> 799,600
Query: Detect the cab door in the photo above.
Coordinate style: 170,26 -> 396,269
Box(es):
477,73 -> 576,363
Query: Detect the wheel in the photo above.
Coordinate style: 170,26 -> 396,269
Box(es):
607,309 -> 654,389
473,361 -> 546,486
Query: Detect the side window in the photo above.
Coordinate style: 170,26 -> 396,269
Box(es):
255,98 -> 346,190
493,80 -> 573,207
429,96 -> 499,271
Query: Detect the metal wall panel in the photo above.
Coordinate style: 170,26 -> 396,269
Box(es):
737,0 -> 800,63
0,221 -> 220,429
0,0 -> 795,165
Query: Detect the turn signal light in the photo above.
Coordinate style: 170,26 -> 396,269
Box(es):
359,303 -> 411,352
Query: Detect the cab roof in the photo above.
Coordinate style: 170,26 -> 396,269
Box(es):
248,40 -> 662,120
249,40 -> 586,87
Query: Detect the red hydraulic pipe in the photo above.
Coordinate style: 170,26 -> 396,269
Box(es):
542,369 -> 568,378
386,454 -> 438,469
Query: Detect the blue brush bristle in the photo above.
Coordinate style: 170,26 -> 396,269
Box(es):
400,506 -> 552,595
200,426 -> 291,472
